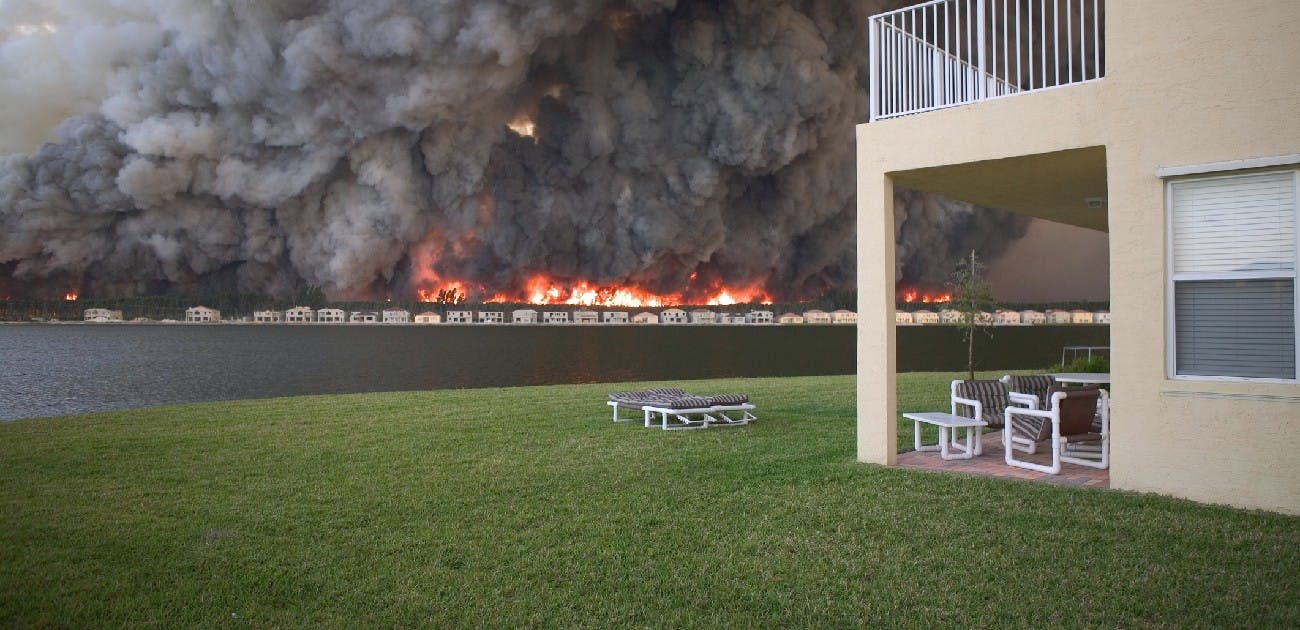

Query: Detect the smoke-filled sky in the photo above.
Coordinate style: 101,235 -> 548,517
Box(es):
0,0 -> 1040,302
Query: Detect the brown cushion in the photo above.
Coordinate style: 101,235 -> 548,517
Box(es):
1048,386 -> 1101,436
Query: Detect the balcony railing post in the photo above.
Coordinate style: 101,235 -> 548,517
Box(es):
975,0 -> 986,100
868,17 -> 879,122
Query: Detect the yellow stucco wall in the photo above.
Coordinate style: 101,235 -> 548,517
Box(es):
857,0 -> 1300,513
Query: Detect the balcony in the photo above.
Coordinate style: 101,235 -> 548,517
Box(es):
869,0 -> 1105,121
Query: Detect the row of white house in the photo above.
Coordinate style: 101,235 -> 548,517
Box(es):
161,306 -> 862,325
89,306 -> 1106,326
896,308 -> 1111,325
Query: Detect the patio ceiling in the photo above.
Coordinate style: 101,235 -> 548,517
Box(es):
889,146 -> 1109,231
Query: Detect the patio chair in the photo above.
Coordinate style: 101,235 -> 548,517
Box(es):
999,374 -> 1057,454
1000,374 -> 1056,410
950,379 -> 1011,429
1003,386 -> 1109,474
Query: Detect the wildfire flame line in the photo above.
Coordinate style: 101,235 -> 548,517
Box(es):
897,288 -> 951,304
416,274 -> 773,308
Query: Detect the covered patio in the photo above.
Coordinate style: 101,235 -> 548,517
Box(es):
898,429 -> 1110,489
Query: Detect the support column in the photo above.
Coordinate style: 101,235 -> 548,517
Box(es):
856,139 -> 897,465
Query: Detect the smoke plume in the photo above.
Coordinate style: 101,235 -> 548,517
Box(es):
0,0 -> 1027,301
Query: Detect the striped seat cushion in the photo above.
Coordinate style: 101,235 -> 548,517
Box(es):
706,393 -> 749,406
666,396 -> 714,409
608,388 -> 689,405
953,380 -> 1008,428
1006,375 -> 1055,405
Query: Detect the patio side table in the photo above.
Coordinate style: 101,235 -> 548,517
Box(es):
903,412 -> 988,460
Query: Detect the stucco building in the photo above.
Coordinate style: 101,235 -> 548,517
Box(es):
83,308 -> 123,322
185,306 -> 220,323
285,306 -> 315,323
857,0 -> 1300,513
803,310 -> 831,324
660,308 -> 687,324
316,308 -> 346,323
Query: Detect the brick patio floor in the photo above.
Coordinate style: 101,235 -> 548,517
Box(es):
897,429 -> 1109,488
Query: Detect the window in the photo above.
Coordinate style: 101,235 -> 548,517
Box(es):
1168,170 -> 1298,380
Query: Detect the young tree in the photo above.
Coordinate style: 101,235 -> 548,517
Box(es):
948,250 -> 997,380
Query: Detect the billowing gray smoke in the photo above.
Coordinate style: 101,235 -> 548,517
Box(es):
0,0 -> 1026,301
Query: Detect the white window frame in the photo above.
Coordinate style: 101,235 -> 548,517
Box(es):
1164,169 -> 1300,383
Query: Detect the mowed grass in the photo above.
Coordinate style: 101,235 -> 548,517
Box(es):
1,374 -> 1297,627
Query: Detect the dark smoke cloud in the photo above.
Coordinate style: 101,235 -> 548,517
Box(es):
0,0 -> 1027,300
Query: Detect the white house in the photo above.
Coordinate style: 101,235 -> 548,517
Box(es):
994,309 -> 1022,325
831,309 -> 858,324
632,312 -> 658,324
185,306 -> 221,323
414,311 -> 442,324
778,312 -> 804,324
660,308 -> 688,324
718,313 -> 746,324
543,311 -> 570,324
745,310 -> 774,324
1070,309 -> 1094,324
895,311 -> 914,325
382,308 -> 410,324
317,308 -> 346,323
976,311 -> 995,325
253,310 -> 283,323
446,310 -> 474,323
350,311 -> 379,323
939,309 -> 963,324
803,310 -> 831,324
513,309 -> 538,324
1046,309 -> 1073,325
83,308 -> 123,322
602,311 -> 629,324
285,306 -> 315,323
1020,310 -> 1046,325
912,310 -> 939,325
574,310 -> 599,324
689,309 -> 716,324
479,311 -> 504,324
1094,310 -> 1111,324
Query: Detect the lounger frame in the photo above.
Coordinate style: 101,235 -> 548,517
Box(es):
607,400 -> 756,431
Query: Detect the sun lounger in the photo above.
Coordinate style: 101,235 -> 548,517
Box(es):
608,389 -> 756,430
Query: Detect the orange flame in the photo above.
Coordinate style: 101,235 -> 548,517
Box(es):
64,291 -> 78,301
897,288 -> 951,304
414,273 -> 774,307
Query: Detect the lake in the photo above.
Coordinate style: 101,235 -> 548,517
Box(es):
0,323 -> 1106,421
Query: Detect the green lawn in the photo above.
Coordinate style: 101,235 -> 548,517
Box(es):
1,374 -> 1296,627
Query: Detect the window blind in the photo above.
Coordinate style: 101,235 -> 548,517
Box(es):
1170,172 -> 1296,275
1174,279 -> 1295,379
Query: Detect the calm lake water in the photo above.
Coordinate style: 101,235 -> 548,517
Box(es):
0,323 -> 854,421
0,323 -> 1106,421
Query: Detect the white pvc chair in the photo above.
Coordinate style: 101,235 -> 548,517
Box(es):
1003,388 -> 1109,475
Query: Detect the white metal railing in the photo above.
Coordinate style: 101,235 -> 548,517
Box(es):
869,0 -> 1105,121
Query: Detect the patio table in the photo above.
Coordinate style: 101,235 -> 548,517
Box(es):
1052,372 -> 1111,385
903,412 -> 987,460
